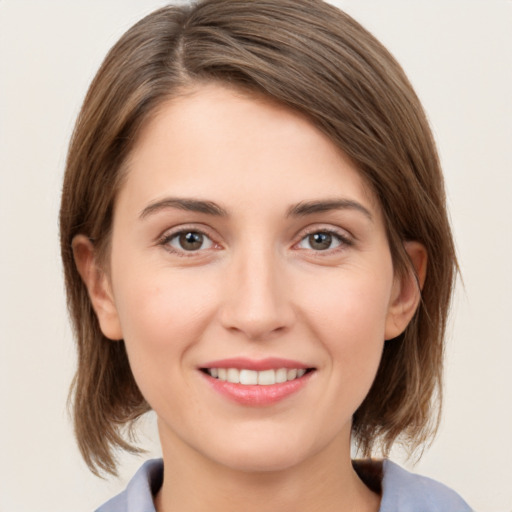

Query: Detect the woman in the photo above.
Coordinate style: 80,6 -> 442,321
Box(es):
60,0 -> 472,510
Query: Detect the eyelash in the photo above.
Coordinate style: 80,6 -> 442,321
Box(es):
157,226 -> 353,257
295,227 -> 353,253
158,225 -> 219,258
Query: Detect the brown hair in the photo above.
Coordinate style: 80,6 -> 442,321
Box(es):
60,0 -> 457,476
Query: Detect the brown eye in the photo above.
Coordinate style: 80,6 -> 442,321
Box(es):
180,232 -> 203,250
297,231 -> 345,251
167,231 -> 214,252
308,233 -> 333,250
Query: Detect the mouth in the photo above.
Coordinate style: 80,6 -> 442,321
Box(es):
199,358 -> 316,406
201,367 -> 313,385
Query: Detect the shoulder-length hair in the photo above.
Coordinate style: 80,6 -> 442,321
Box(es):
60,0 -> 457,476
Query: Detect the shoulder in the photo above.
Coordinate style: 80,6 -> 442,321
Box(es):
95,459 -> 163,512
380,459 -> 473,512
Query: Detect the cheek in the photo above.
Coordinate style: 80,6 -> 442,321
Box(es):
110,267 -> 218,395
113,252 -> 217,332
299,268 -> 392,375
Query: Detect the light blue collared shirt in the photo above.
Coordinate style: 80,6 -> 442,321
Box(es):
96,458 -> 473,511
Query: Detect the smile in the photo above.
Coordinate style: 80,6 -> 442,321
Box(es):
204,368 -> 308,385
200,359 -> 315,406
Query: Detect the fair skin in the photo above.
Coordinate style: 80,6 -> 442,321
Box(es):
74,84 -> 426,512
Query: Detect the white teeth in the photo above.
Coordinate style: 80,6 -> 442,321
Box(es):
240,369 -> 258,385
287,368 -> 297,380
275,368 -> 287,383
226,368 -> 240,383
206,367 -> 309,384
258,369 -> 276,385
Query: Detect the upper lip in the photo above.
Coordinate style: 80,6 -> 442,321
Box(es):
200,357 -> 313,371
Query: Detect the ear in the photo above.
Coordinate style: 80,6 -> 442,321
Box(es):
72,234 -> 123,341
385,241 -> 427,340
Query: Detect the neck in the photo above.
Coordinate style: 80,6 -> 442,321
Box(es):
154,432 -> 380,512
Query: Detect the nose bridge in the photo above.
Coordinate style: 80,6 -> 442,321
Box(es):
220,237 -> 293,340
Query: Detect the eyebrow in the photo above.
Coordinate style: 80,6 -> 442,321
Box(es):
286,199 -> 373,222
139,198 -> 228,219
139,196 -> 373,222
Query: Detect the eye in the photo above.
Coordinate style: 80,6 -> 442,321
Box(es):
164,230 -> 215,253
296,230 -> 348,251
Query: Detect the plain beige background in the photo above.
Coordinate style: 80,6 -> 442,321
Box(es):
0,1 -> 511,511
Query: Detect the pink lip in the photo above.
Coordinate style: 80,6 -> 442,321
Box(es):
202,374 -> 312,406
199,358 -> 315,406
200,357 -> 310,371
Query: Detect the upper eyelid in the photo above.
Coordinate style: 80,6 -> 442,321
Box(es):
294,224 -> 354,242
158,223 -> 218,242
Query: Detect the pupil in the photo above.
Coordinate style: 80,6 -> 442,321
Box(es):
180,232 -> 203,250
310,232 -> 331,250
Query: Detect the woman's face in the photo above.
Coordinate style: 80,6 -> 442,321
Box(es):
90,84 -> 415,472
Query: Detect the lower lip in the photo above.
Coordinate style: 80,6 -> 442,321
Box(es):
201,371 -> 313,406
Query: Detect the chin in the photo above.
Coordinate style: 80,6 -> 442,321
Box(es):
204,431 -> 318,474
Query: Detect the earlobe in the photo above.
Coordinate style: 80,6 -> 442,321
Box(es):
72,235 -> 123,341
385,241 -> 427,340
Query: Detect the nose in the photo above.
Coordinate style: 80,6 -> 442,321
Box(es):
219,244 -> 295,341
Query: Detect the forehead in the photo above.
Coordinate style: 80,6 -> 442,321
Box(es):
119,83 -> 381,219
